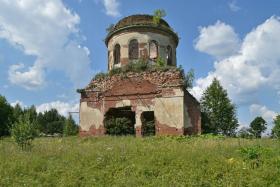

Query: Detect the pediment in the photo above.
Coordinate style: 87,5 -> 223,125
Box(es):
104,78 -> 157,96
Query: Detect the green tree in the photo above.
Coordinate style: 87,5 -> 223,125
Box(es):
249,117 -> 267,138
23,105 -> 37,124
37,109 -> 66,135
0,95 -> 14,136
63,115 -> 78,136
13,103 -> 24,122
10,113 -> 37,150
200,78 -> 238,136
272,115 -> 280,138
153,9 -> 166,25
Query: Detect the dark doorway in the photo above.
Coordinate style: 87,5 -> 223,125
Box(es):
141,111 -> 155,136
104,107 -> 135,136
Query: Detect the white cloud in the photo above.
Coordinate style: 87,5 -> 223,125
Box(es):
249,104 -> 277,123
228,1 -> 241,12
10,99 -> 79,117
0,0 -> 92,89
194,21 -> 241,59
102,0 -> 120,17
11,100 -> 26,108
8,63 -> 45,90
192,17 -> 280,105
36,101 -> 79,117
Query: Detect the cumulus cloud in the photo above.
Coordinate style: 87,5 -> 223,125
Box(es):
0,0 -> 92,89
192,17 -> 280,106
249,104 -> 277,123
36,100 -> 79,117
8,63 -> 45,90
10,99 -> 79,117
102,0 -> 121,17
194,21 -> 241,59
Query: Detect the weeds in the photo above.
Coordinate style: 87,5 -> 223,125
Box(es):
239,145 -> 265,169
0,137 -> 279,186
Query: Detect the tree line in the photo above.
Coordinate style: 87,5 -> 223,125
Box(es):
200,78 -> 280,138
1,78 -> 280,140
0,95 -> 78,138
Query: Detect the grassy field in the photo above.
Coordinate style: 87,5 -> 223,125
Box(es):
0,136 -> 280,187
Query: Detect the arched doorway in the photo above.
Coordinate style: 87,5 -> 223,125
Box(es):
141,111 -> 155,136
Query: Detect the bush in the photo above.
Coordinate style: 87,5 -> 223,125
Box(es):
104,117 -> 135,136
156,56 -> 166,67
10,114 -> 37,150
142,120 -> 155,136
239,145 -> 264,169
94,72 -> 108,80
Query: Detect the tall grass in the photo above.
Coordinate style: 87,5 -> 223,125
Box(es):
0,136 -> 280,186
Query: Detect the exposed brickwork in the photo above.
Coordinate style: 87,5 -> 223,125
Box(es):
105,79 -> 157,96
121,58 -> 129,65
156,121 -> 184,135
85,68 -> 184,92
140,48 -> 148,59
79,69 -> 201,137
139,43 -> 147,48
135,126 -> 142,137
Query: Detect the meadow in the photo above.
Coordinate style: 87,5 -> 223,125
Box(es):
0,136 -> 280,187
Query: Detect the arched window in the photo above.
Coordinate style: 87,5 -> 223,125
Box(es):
149,40 -> 158,59
113,44 -> 120,64
129,39 -> 139,60
166,45 -> 172,65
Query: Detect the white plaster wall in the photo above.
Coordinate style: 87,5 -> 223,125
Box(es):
155,97 -> 184,128
135,104 -> 155,128
116,100 -> 131,108
108,31 -> 177,70
79,102 -> 103,131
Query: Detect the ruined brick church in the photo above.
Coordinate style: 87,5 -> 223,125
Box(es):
78,15 -> 201,136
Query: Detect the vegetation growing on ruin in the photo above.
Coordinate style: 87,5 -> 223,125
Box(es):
153,9 -> 166,25
93,60 -> 194,89
1,136 -> 280,186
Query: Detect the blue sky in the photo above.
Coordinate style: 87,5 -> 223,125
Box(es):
0,0 -> 280,132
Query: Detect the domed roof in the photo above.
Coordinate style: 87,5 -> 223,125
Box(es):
114,14 -> 171,30
105,14 -> 178,46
